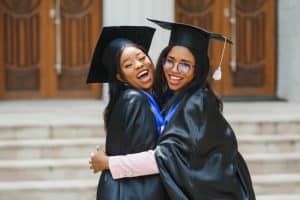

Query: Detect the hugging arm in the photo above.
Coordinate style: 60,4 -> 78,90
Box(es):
89,148 -> 159,178
109,150 -> 159,178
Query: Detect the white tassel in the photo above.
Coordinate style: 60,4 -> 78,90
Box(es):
212,37 -> 227,81
212,66 -> 222,80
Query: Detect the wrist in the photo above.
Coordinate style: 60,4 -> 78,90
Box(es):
105,155 -> 109,170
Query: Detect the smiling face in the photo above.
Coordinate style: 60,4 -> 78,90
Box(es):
163,46 -> 196,92
117,46 -> 154,91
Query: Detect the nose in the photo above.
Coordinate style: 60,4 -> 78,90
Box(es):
170,63 -> 179,73
135,60 -> 143,69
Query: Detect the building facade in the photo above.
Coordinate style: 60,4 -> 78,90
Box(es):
1,0 -> 299,101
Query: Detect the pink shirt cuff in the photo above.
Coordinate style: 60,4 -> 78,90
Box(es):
108,150 -> 159,179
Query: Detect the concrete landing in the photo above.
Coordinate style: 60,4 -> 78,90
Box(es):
0,100 -> 300,126
0,100 -> 105,127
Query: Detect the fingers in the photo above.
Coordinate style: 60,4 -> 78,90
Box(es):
89,158 -> 93,170
89,151 -> 95,172
89,149 -> 104,173
95,146 -> 106,153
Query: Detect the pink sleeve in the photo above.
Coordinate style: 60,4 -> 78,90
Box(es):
108,150 -> 159,179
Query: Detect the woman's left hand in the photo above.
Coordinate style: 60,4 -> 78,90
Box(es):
89,147 -> 109,173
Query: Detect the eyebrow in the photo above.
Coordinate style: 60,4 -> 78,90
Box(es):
167,56 -> 193,64
121,58 -> 130,66
136,52 -> 144,57
181,59 -> 193,64
121,51 -> 144,65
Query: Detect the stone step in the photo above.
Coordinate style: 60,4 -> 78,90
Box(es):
238,134 -> 300,153
0,138 -> 105,159
224,102 -> 300,135
0,176 -> 300,200
0,125 -> 105,140
253,173 -> 300,195
245,152 -> 300,174
0,121 -> 299,140
1,154 -> 299,182
0,179 -> 97,200
0,159 -> 99,181
257,194 -> 300,200
1,134 -> 299,159
230,120 -> 300,135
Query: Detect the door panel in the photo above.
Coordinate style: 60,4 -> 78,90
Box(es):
222,0 -> 276,96
48,0 -> 101,98
0,0 -> 48,98
0,0 -> 101,99
175,0 -> 276,97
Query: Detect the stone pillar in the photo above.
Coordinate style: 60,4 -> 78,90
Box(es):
277,0 -> 300,101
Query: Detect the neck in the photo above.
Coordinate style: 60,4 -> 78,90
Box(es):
144,88 -> 153,95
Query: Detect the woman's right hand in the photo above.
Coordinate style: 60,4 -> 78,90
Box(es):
89,147 -> 109,173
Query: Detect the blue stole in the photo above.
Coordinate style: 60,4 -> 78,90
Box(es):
140,90 -> 164,135
160,100 -> 179,133
140,90 -> 180,135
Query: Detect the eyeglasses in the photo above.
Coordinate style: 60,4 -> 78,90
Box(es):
163,58 -> 194,74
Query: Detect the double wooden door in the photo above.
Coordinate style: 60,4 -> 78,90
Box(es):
0,0 -> 101,99
175,0 -> 276,98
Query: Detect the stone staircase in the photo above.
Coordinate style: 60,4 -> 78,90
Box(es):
0,100 -> 104,200
0,123 -> 105,200
227,102 -> 300,200
0,100 -> 299,200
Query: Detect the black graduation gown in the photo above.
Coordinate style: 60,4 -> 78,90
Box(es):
155,88 -> 256,200
97,89 -> 169,200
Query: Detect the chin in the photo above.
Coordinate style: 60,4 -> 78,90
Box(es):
168,84 -> 180,91
142,86 -> 152,91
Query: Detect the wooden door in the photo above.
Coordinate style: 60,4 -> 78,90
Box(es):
48,0 -> 101,98
175,0 -> 276,98
0,0 -> 101,99
0,0 -> 49,99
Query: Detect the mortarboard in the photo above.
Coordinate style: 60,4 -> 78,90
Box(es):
147,18 -> 232,80
86,26 -> 155,83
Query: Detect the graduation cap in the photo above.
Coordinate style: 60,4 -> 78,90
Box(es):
86,26 -> 155,83
147,18 -> 232,80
